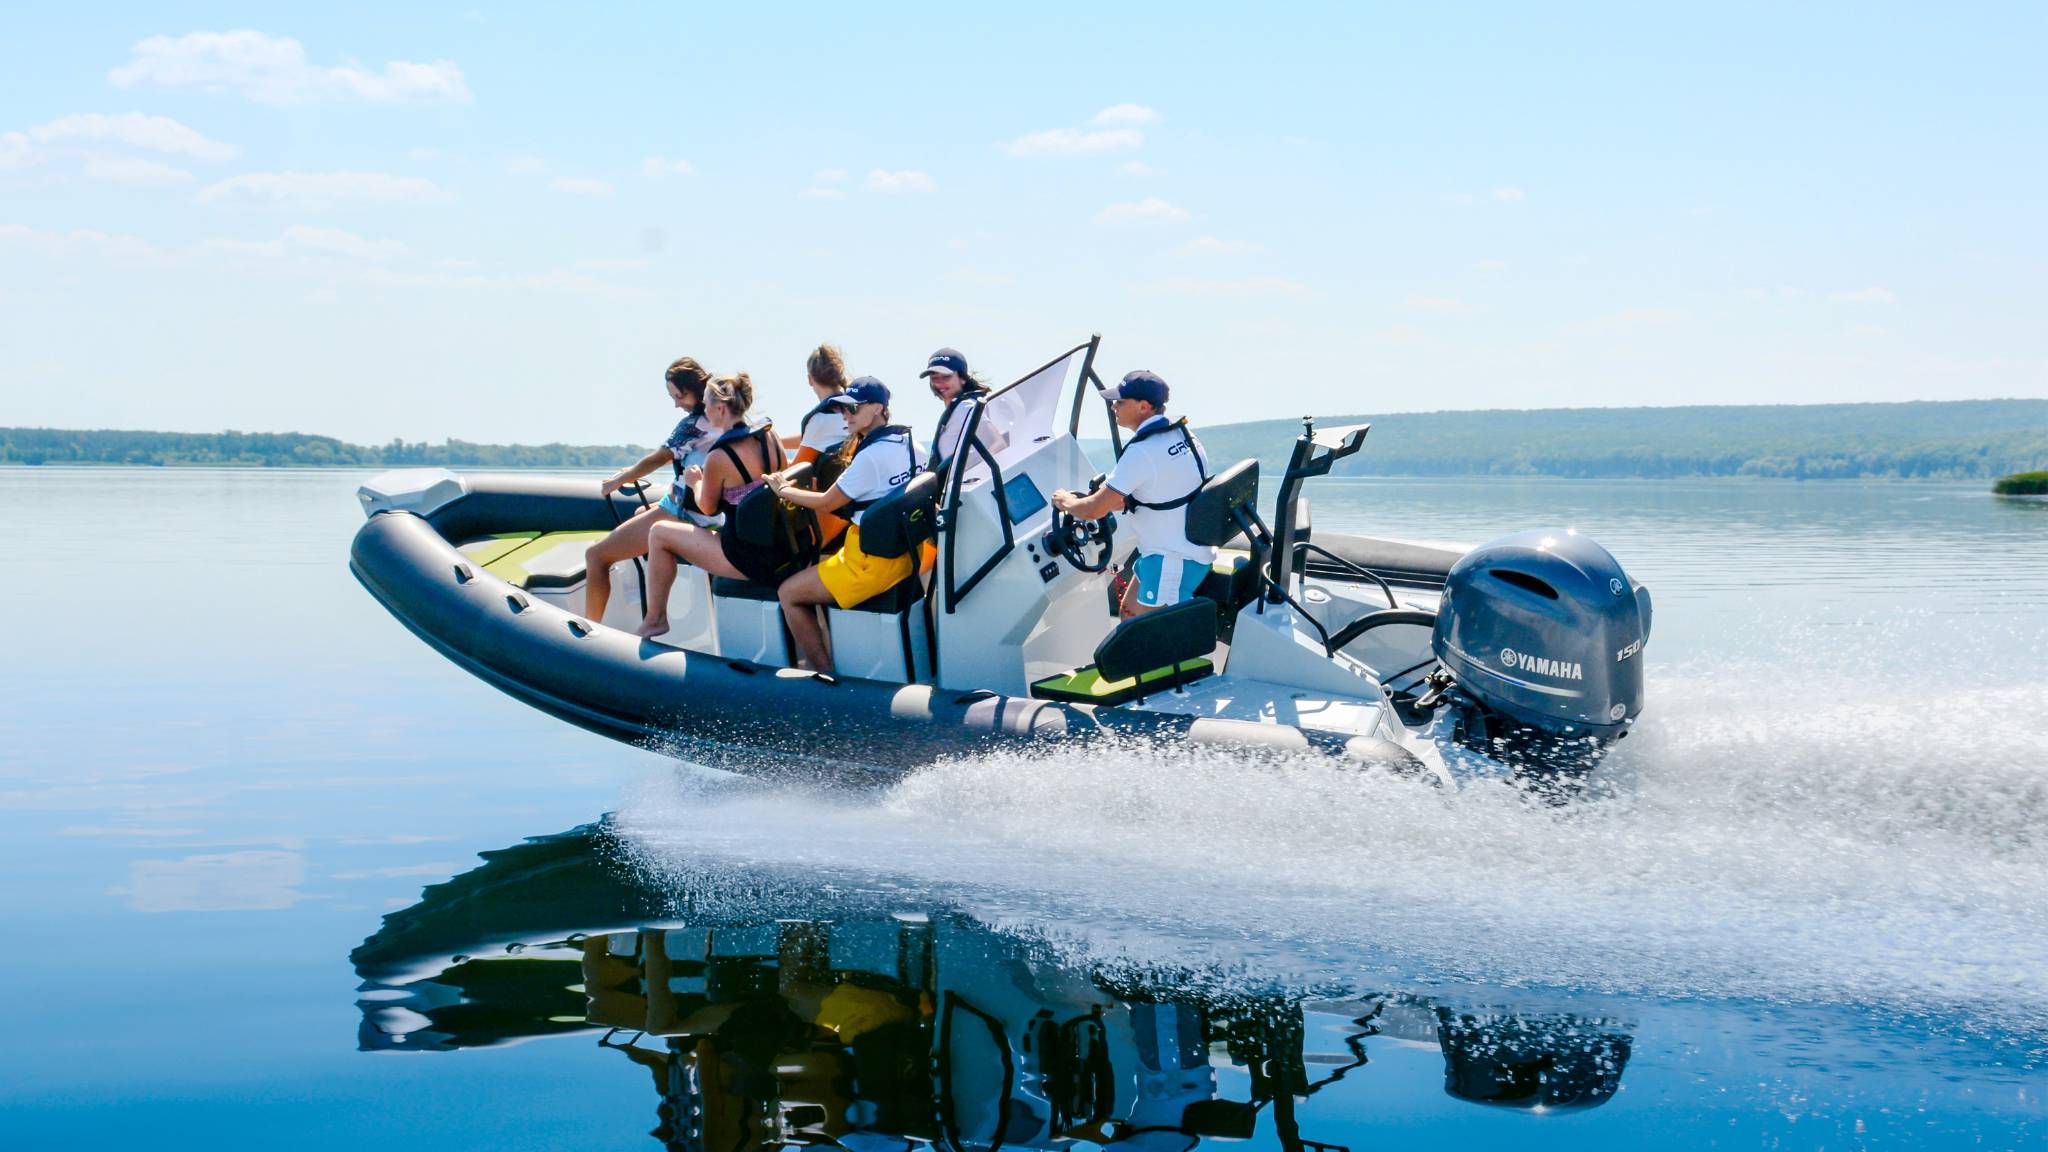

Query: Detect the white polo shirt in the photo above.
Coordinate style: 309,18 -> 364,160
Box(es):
931,394 -> 1008,476
1106,415 -> 1216,564
797,406 -> 848,455
835,429 -> 927,526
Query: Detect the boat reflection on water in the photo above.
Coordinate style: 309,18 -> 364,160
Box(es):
351,824 -> 1632,1149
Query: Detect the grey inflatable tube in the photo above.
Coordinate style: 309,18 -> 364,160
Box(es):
349,478 -> 1426,782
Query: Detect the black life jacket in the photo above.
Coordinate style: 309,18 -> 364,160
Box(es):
707,420 -> 780,506
797,396 -> 847,452
928,386 -> 990,472
1120,417 -> 1209,514
719,420 -> 812,561
841,425 -> 919,515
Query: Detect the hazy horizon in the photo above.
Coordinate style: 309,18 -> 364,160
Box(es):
15,393 -> 2048,444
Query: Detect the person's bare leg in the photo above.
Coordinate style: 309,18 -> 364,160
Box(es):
638,522 -> 754,637
584,505 -> 672,622
637,521 -> 692,636
669,524 -> 747,582
1120,571 -> 1153,618
778,568 -> 836,673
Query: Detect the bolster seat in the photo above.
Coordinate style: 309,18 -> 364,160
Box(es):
1030,599 -> 1219,707
709,575 -> 782,602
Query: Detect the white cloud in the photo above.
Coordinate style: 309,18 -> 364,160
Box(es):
801,169 -> 848,198
1096,197 -> 1189,225
28,113 -> 237,161
1118,160 -> 1158,177
1404,295 -> 1471,314
1136,276 -> 1311,299
1829,286 -> 1897,305
1576,306 -> 1688,330
576,256 -> 654,271
362,265 -> 638,298
642,156 -> 693,177
112,850 -> 305,912
82,155 -> 195,186
331,861 -> 463,880
550,176 -> 614,197
0,131 -> 32,172
0,223 -> 164,261
1093,103 -> 1162,126
195,170 -> 447,207
1182,235 -> 1265,256
108,31 -> 470,105
504,155 -> 547,174
1008,127 -> 1144,157
287,225 -> 407,260
946,269 -> 1015,288
866,168 -> 935,193
1492,187 -> 1525,202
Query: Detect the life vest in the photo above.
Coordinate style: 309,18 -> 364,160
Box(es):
666,412 -> 705,481
1120,417 -> 1209,514
798,397 -> 847,451
928,386 -> 990,472
697,420 -> 779,519
841,425 -> 919,515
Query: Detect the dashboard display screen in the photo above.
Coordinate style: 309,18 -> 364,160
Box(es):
1003,473 -> 1048,525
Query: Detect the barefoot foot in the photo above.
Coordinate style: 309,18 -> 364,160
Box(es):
635,617 -> 670,638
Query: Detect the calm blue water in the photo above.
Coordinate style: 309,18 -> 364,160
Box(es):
3,468 -> 2046,1149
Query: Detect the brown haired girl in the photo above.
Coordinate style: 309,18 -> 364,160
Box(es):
780,342 -> 853,544
583,357 -> 714,624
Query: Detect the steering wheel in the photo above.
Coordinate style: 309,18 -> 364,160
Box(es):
1045,475 -> 1118,573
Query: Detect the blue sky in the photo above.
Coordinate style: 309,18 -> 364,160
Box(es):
2,3 -> 2043,444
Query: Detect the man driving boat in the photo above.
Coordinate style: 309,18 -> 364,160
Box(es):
1051,370 -> 1217,617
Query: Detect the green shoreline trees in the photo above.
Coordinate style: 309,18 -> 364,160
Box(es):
1994,472 -> 2048,495
8,397 -> 2048,479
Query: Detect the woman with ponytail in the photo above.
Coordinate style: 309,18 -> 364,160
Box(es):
635,372 -> 792,638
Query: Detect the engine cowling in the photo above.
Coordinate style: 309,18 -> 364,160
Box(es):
1432,529 -> 1650,748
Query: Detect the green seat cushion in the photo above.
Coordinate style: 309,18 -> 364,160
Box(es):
1029,658 -> 1214,707
456,532 -> 541,568
482,531 -> 609,590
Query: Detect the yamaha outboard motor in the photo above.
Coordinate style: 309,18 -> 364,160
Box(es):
1429,528 -> 1651,775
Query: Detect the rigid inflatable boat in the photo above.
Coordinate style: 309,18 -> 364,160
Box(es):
350,337 -> 1651,785
352,821 -> 1637,1127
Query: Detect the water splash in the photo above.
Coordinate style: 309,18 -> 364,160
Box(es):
614,619 -> 2048,1033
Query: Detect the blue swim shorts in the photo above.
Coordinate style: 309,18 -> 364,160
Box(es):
1133,552 -> 1211,608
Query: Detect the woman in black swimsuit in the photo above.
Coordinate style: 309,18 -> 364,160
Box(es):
636,373 -> 793,638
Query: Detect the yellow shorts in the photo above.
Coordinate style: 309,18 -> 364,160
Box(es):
817,523 -> 918,609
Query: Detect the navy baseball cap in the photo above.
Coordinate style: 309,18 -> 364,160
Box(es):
827,376 -> 891,408
919,348 -> 968,378
1101,370 -> 1169,406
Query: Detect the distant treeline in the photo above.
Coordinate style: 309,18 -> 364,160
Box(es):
8,398 -> 2048,478
0,428 -> 641,469
1193,399 -> 2048,480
